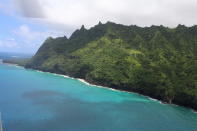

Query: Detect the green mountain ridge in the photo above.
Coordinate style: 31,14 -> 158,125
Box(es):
25,22 -> 197,110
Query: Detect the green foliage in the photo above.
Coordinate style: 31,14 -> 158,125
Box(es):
25,22 -> 197,110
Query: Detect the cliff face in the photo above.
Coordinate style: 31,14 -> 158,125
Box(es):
26,22 -> 197,110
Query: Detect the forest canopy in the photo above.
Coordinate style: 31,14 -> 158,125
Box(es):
25,22 -> 197,110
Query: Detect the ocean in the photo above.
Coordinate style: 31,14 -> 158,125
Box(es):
0,52 -> 32,60
0,63 -> 197,131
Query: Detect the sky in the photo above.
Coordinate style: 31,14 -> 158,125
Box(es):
0,0 -> 197,54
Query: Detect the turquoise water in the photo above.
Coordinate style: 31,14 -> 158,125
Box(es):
0,64 -> 197,131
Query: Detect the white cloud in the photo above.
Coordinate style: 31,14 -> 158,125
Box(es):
0,38 -> 22,53
10,0 -> 197,30
13,25 -> 37,41
13,0 -> 45,18
0,25 -> 66,53
0,38 -> 19,48
1,0 -> 197,53
12,25 -> 65,44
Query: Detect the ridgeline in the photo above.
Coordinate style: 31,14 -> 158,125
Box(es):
25,22 -> 197,110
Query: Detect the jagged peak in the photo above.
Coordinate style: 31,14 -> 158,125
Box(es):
69,25 -> 87,39
46,36 -> 54,40
106,21 -> 116,25
63,36 -> 68,39
98,21 -> 102,25
80,25 -> 86,30
45,37 -> 54,42
177,24 -> 187,28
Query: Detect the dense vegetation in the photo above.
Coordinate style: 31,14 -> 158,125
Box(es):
25,22 -> 197,110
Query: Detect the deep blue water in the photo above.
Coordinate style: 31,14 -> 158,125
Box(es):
0,64 -> 197,131
0,52 -> 32,60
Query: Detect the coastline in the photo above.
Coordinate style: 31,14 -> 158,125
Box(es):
2,62 -> 197,113
2,62 -> 18,66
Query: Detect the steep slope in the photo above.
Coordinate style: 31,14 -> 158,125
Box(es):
26,22 -> 197,110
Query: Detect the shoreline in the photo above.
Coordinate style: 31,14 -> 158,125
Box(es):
2,62 -> 197,113
29,69 -> 197,113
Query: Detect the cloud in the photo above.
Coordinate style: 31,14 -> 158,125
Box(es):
0,38 -> 19,48
0,25 -> 66,53
13,0 -> 45,18
1,0 -> 197,53
10,25 -> 66,52
0,37 -> 24,53
9,0 -> 197,29
13,25 -> 37,42
12,25 -> 65,44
